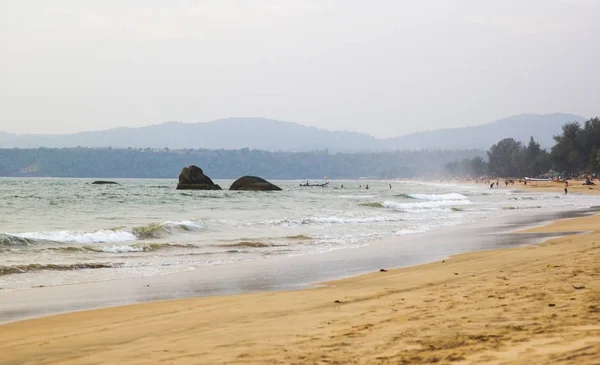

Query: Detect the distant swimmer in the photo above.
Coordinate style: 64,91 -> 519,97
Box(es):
564,181 -> 568,195
365,184 -> 369,190
490,183 -> 494,189
389,184 -> 392,189
341,184 -> 344,188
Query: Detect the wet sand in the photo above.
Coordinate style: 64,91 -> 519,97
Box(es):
1,213 -> 599,364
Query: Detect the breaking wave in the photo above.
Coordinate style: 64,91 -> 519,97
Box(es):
382,198 -> 472,211
0,233 -> 38,248
359,202 -> 385,208
46,243 -> 198,253
131,220 -> 203,239
270,216 -> 403,226
285,234 -> 313,240
216,241 -> 272,248
4,220 -> 204,245
407,193 -> 469,201
11,230 -> 137,244
502,206 -> 542,210
0,262 -> 121,276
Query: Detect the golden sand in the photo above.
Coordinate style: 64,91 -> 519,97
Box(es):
1,216 -> 599,364
487,179 -> 600,195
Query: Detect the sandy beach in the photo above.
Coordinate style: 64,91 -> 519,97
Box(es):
1,212 -> 599,364
494,179 -> 600,196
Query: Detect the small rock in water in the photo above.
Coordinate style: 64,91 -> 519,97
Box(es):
92,180 -> 118,185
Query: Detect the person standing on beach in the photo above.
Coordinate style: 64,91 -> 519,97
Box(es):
564,181 -> 568,195
490,182 -> 494,189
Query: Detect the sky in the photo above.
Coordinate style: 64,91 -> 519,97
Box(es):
1,0 -> 599,138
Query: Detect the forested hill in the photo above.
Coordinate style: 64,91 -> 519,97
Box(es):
0,113 -> 585,151
0,148 -> 484,179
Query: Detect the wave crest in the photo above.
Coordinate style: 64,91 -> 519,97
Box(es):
271,216 -> 402,226
132,220 -> 203,239
382,199 -> 472,211
407,193 -> 469,201
11,230 -> 137,244
5,220 -> 204,245
0,262 -> 121,276
217,241 -> 271,248
0,233 -> 37,248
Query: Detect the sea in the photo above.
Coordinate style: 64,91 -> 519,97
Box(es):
1,178 -> 598,292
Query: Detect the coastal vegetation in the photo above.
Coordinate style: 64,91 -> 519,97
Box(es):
0,147 -> 483,179
446,117 -> 600,179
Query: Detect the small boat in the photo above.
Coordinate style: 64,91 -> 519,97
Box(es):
524,177 -> 552,182
299,181 -> 329,187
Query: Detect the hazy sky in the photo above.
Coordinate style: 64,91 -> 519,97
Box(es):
1,0 -> 598,137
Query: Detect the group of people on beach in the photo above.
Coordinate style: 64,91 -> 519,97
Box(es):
339,184 -> 392,190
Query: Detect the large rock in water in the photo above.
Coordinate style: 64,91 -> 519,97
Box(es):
229,176 -> 281,191
176,165 -> 222,190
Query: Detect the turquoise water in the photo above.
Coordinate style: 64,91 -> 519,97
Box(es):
1,178 -> 597,290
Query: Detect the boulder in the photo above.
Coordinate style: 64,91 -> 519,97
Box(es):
92,181 -> 118,185
229,176 -> 281,191
176,166 -> 222,190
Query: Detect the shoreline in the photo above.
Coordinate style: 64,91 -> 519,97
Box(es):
1,211 -> 599,364
455,178 -> 600,196
1,206 -> 595,325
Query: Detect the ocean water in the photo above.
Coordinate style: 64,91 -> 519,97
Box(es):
0,178 -> 597,290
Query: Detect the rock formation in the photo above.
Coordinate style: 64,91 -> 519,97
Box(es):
91,181 -> 118,185
229,176 -> 281,191
176,166 -> 222,190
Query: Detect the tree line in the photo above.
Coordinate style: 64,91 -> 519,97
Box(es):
0,147 -> 483,179
446,117 -> 600,178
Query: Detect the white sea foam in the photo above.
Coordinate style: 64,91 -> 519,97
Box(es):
101,245 -> 145,253
13,230 -> 137,244
395,227 -> 432,235
407,193 -> 469,201
12,220 -> 204,244
382,199 -> 472,211
339,195 -> 375,199
271,215 -> 402,226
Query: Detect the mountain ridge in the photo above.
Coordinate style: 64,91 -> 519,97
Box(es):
0,113 -> 587,151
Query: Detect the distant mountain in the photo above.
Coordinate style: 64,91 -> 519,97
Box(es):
387,113 -> 586,150
0,113 -> 588,151
0,118 -> 383,152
